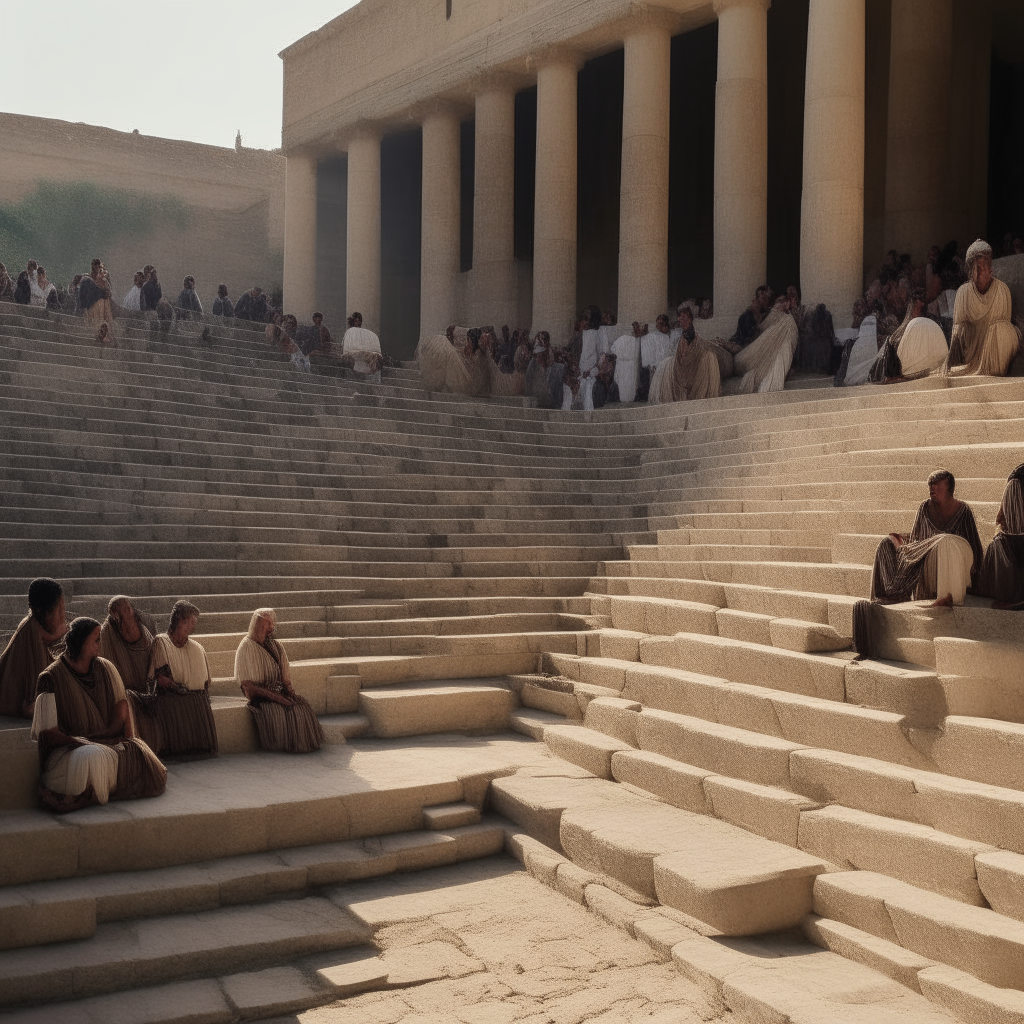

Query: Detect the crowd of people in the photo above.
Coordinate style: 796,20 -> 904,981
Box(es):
854,464 -> 1024,655
0,257 -> 391,380
0,583 -> 324,813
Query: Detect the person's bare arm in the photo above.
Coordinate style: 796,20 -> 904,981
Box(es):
239,680 -> 293,706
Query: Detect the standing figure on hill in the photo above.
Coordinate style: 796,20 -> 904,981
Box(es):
80,259 -> 115,342
14,270 -> 31,305
976,464 -> 1024,609
176,276 -> 203,320
732,295 -> 799,394
869,290 -> 948,383
0,579 -> 66,718
212,284 -> 234,318
853,470 -> 985,655
141,267 -> 162,313
30,266 -> 57,308
304,312 -> 332,361
234,286 -> 268,322
144,601 -> 218,756
0,263 -> 13,302
122,271 -> 145,312
942,239 -> 1021,377
235,609 -> 323,753
32,617 -> 167,812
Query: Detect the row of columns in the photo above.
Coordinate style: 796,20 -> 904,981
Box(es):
284,0 -> 870,336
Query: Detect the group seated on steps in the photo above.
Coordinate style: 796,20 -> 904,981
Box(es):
3,300 -> 1024,1021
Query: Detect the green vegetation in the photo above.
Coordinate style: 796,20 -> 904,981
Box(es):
0,180 -> 190,285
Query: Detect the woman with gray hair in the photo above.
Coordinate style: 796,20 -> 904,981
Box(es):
942,238 -> 1020,377
234,609 -> 323,753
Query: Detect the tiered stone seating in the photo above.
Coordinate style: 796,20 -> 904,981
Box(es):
2,302 -> 1024,1021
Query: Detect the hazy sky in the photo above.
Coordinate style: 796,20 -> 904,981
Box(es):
1,0 -> 360,151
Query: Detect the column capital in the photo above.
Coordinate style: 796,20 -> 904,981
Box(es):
409,97 -> 472,124
469,69 -> 534,97
619,4 -> 683,37
528,45 -> 585,73
713,0 -> 771,14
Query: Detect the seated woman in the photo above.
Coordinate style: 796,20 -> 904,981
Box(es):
418,326 -> 474,394
143,601 -> 218,757
942,239 -> 1021,377
732,296 -> 799,394
853,470 -> 985,655
341,312 -> 383,378
869,291 -> 948,383
0,578 -> 66,719
99,596 -> 160,750
32,617 -> 166,813
976,464 -> 1024,609
649,307 -> 722,404
235,609 -> 323,753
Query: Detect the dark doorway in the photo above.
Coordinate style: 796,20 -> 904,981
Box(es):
315,156 -> 348,331
460,120 -> 475,272
514,87 -> 537,263
989,1 -> 1024,249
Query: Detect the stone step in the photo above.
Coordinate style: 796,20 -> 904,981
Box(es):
0,735 -> 549,887
0,819 -> 501,953
357,681 -> 518,738
0,895 -> 369,1009
629,543 -> 834,564
814,870 -> 1024,992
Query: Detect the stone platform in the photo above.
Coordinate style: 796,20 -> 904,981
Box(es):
1,303 -> 1023,1022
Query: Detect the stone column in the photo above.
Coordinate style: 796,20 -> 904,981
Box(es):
282,152 -> 318,319
420,106 -> 462,340
617,20 -> 672,326
884,0 -> 953,258
713,0 -> 769,325
472,85 -> 517,326
532,53 -> 580,341
346,132 -> 382,332
800,0 -> 866,325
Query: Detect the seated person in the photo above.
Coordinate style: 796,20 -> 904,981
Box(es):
32,617 -> 167,813
723,285 -> 772,354
853,470 -> 984,655
649,307 -> 721,404
592,353 -> 619,408
342,312 -> 383,376
99,596 -> 159,750
235,609 -> 323,753
943,239 -> 1021,377
524,332 -> 566,409
212,285 -> 234,317
304,312 -> 333,359
976,464 -> 1024,609
176,276 -> 203,320
733,295 -> 799,394
869,290 -> 948,383
142,601 -> 217,756
0,578 -> 66,718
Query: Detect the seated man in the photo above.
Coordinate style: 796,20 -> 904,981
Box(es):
733,295 -> 799,394
942,239 -> 1021,377
144,600 -> 218,756
305,312 -> 333,359
32,617 -> 166,812
0,578 -> 66,718
853,470 -> 984,655
723,285 -> 772,354
649,307 -> 722,404
235,609 -> 323,753
592,353 -> 619,408
869,290 -> 948,383
976,464 -> 1024,609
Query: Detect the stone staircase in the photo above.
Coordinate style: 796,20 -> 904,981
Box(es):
1,302 -> 1023,1021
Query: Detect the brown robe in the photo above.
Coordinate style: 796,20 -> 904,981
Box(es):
976,470 -> 1024,606
99,617 -> 165,753
36,656 -> 166,804
0,615 -> 55,718
853,500 -> 984,655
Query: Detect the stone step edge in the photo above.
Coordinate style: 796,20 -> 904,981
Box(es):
0,820 -> 507,953
503,828 -> 965,1024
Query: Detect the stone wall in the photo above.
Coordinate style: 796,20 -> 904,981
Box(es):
0,113 -> 285,308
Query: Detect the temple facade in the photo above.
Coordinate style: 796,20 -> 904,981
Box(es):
280,0 -> 1023,355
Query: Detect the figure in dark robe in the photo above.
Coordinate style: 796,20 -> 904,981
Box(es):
976,464 -> 1024,608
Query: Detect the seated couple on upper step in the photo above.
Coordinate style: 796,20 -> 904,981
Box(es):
854,466 -> 1024,655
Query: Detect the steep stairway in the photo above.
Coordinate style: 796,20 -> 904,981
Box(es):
2,301 -> 1024,1022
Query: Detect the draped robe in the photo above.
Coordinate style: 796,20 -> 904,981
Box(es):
853,501 -> 984,656
417,333 -> 474,394
342,327 -> 383,374
732,309 -> 799,393
145,634 -> 218,756
649,333 -> 722,405
234,637 -> 323,753
943,278 -> 1020,377
976,469 -> 1024,607
32,656 -> 166,807
0,615 -> 54,718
